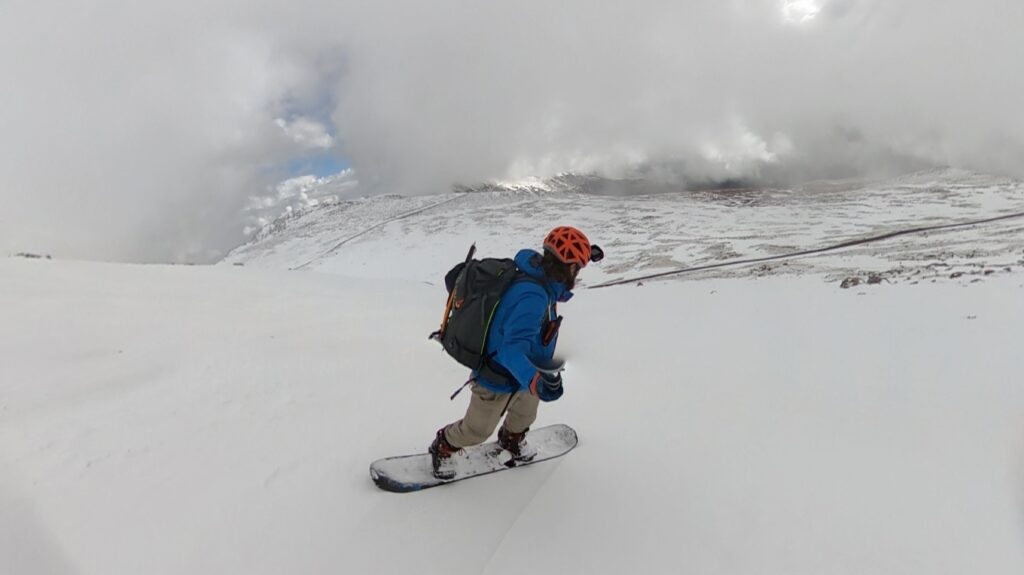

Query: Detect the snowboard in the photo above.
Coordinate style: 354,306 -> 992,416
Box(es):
370,423 -> 578,493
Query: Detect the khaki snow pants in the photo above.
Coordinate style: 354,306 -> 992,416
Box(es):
444,381 -> 539,448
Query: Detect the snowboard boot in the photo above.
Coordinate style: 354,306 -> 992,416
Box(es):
428,428 -> 458,480
498,426 -> 536,462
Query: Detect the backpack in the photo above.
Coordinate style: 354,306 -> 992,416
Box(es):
430,244 -> 542,386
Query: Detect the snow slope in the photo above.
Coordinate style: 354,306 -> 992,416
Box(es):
4,171 -> 1024,573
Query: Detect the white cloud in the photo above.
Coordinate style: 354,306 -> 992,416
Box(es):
275,117 -> 334,150
240,169 -> 358,237
700,118 -> 792,173
2,0 -> 1023,262
0,1 -> 346,262
781,0 -> 823,24
332,0 -> 1024,194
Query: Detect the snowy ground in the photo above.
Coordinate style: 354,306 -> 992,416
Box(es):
4,171 -> 1024,573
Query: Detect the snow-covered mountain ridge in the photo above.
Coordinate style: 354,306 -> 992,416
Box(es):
224,169 -> 1024,289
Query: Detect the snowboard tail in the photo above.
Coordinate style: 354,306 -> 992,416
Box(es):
369,424 -> 577,493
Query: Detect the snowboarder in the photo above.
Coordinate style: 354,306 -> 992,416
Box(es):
428,226 -> 601,479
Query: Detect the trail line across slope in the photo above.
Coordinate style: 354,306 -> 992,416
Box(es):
589,208 -> 1024,288
292,194 -> 467,270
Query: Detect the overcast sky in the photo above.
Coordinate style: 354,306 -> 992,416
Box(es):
2,0 -> 1022,262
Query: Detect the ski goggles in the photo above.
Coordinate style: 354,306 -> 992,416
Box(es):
589,244 -> 604,264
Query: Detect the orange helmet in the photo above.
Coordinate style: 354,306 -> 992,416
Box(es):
543,226 -> 592,267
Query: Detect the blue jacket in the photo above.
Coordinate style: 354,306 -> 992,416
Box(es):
474,249 -> 573,394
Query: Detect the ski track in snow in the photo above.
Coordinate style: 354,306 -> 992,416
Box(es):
478,459 -> 565,575
292,193 -> 468,270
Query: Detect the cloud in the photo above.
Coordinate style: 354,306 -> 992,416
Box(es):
240,169 -> 358,238
2,0 -> 1022,262
276,117 -> 335,150
782,0 -> 824,24
333,0 -> 1024,192
0,1 -> 345,262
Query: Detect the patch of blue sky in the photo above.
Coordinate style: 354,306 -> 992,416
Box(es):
274,75 -> 348,178
285,153 -> 350,178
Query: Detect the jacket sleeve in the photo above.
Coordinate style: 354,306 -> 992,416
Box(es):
493,289 -> 548,392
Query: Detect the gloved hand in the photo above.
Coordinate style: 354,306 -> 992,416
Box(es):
532,371 -> 564,402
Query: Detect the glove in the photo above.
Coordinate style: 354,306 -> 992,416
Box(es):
532,371 -> 564,402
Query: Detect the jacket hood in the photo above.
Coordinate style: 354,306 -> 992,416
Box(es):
515,248 -> 574,302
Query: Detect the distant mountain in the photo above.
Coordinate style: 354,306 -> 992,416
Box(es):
222,169 -> 1024,289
